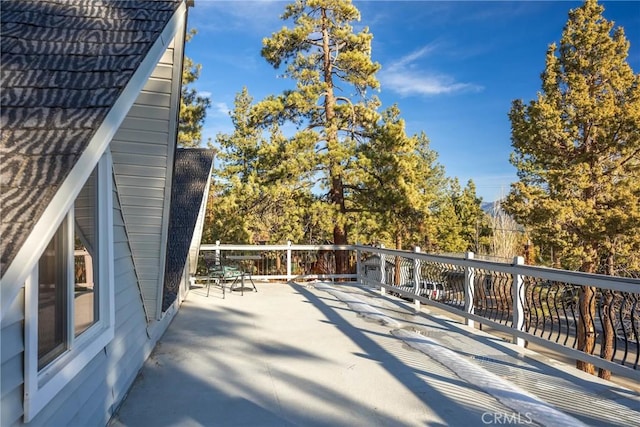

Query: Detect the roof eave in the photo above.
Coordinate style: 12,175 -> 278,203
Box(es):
0,1 -> 188,320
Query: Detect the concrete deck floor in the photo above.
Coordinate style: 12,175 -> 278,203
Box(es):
110,281 -> 640,427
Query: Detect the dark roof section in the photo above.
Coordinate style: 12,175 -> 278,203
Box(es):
0,0 -> 182,275
162,148 -> 214,311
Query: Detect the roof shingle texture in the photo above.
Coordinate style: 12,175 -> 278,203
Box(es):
0,0 -> 182,275
162,148 -> 214,311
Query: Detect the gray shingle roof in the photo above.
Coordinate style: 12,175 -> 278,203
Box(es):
163,148 -> 214,311
0,0 -> 182,275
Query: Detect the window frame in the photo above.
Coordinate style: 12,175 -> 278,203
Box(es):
23,153 -> 115,422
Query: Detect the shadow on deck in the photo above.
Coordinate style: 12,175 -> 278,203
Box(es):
110,281 -> 640,427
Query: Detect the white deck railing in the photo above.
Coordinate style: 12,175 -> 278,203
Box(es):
199,242 -> 639,381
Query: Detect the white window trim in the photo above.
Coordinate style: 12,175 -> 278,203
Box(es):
23,153 -> 115,422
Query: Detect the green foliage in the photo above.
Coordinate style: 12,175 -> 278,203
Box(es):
255,0 -> 382,256
503,0 -> 640,273
207,0 -> 487,256
442,179 -> 491,253
178,29 -> 211,147
207,88 -> 321,244
354,106 -> 446,249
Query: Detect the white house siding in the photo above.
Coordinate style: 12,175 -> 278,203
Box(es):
110,36 -> 182,321
1,290 -> 24,427
1,179 -> 165,426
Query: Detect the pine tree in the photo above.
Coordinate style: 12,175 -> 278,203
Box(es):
178,29 -> 211,147
503,0 -> 640,377
254,0 -> 381,274
356,106 -> 445,251
450,179 -> 490,253
211,88 -> 318,244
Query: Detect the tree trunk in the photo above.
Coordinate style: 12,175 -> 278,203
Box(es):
576,285 -> 597,374
598,254 -> 615,380
331,176 -> 348,277
394,231 -> 402,286
577,256 -> 597,374
333,221 -> 349,278
321,9 -> 349,277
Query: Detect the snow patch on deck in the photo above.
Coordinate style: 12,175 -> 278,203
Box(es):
313,282 -> 588,427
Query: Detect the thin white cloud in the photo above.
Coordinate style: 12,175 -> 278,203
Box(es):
391,44 -> 439,68
380,45 -> 484,97
213,102 -> 230,116
200,91 -> 212,98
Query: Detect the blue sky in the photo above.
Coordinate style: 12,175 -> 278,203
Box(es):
184,1 -> 640,202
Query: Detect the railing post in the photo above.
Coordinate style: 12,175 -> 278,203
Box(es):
379,244 -> 386,295
464,251 -> 475,328
512,256 -> 525,347
286,240 -> 292,281
413,246 -> 421,311
356,246 -> 362,283
215,240 -> 221,266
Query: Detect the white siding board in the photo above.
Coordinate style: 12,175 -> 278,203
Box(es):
0,289 -> 23,330
120,206 -> 164,218
0,284 -> 23,427
1,386 -> 22,427
126,104 -> 171,121
115,164 -> 167,178
111,22 -> 180,322
125,233 -> 162,243
116,176 -> 167,188
28,349 -> 106,427
132,264 -> 161,277
128,240 -> 163,252
119,195 -> 164,208
118,186 -> 165,199
124,221 -> 163,231
114,286 -> 142,314
111,128 -> 169,145
112,313 -> 147,349
1,321 -> 23,364
106,182 -> 155,421
120,116 -> 170,132
134,91 -> 172,108
118,185 -> 166,200
1,354 -> 22,398
111,139 -> 169,156
113,212 -> 125,228
151,64 -> 173,79
159,48 -> 173,63
114,257 -> 137,278
113,227 -> 128,244
112,152 -> 171,168
124,222 -> 163,234
139,280 -> 159,295
110,308 -> 147,354
70,394 -> 106,427
141,78 -> 172,93
127,250 -> 161,260
109,357 -> 142,407
140,278 -> 159,288
114,275 -> 139,301
114,241 -> 132,255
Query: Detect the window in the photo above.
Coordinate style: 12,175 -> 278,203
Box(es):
24,153 -> 114,422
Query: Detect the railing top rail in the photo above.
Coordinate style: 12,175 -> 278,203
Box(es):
355,244 -> 639,292
199,243 -> 639,292
200,244 -> 358,251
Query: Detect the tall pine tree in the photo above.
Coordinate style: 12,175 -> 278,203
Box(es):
503,0 -> 640,377
255,0 -> 381,274
179,29 -> 211,147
